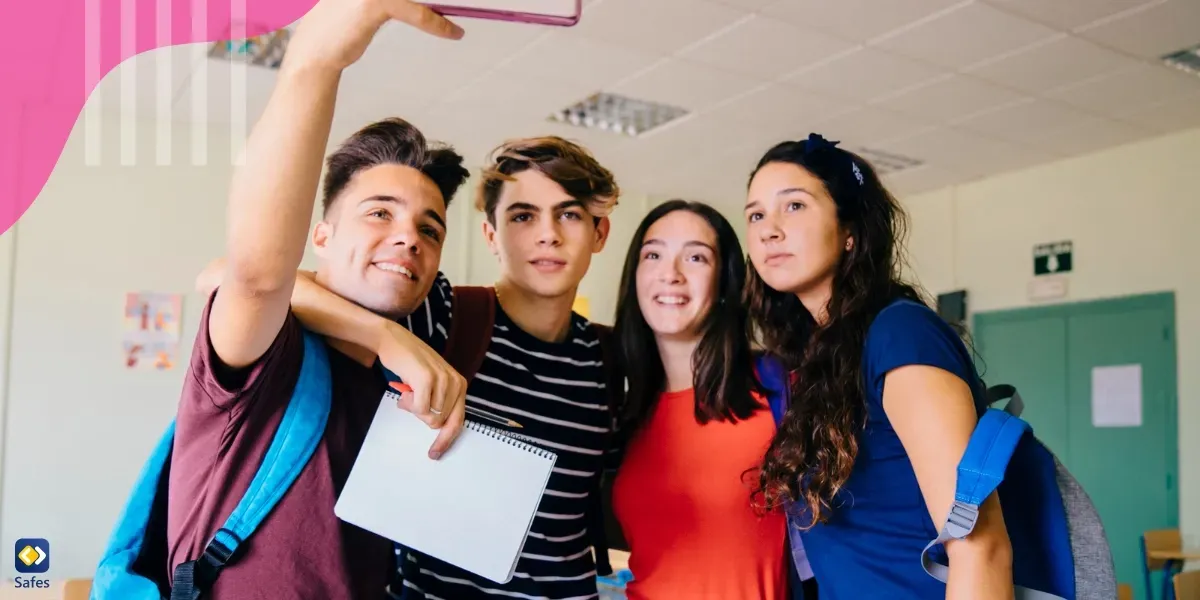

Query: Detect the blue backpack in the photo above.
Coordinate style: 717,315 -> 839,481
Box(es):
91,329 -> 332,600
754,354 -> 1117,600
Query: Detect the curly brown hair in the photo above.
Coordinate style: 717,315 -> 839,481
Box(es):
745,138 -> 925,528
476,136 -> 620,225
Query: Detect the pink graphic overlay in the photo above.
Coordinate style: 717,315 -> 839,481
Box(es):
0,0 -> 318,235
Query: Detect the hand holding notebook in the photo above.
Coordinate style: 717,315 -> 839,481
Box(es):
335,393 -> 556,583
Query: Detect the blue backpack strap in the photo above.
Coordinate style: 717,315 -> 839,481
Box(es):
921,408 -> 1065,600
169,329 -> 333,600
754,353 -> 788,426
92,421 -> 180,599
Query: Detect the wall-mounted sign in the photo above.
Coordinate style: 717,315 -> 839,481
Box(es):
1034,241 -> 1073,276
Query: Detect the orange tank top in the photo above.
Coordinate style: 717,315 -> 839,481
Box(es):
611,388 -> 787,600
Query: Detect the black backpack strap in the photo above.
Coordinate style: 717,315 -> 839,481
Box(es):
588,323 -> 628,576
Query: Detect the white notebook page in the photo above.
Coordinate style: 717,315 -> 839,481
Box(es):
334,399 -> 556,583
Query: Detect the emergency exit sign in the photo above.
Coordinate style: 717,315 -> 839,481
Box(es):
1034,241 -> 1073,276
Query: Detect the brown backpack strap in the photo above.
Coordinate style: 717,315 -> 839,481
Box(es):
444,286 -> 496,381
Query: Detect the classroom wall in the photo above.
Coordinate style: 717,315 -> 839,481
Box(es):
899,127 -> 1200,535
0,112 -> 646,579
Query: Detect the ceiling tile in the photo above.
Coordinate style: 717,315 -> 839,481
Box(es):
703,83 -> 848,133
569,0 -> 748,56
872,2 -> 1059,70
952,98 -> 1099,144
1076,0 -> 1200,59
1048,63 -> 1200,116
873,74 -> 1027,124
877,126 -> 1058,178
619,112 -> 780,171
612,58 -> 762,112
783,46 -> 945,102
493,30 -> 657,89
367,17 -> 547,68
1117,91 -> 1200,133
882,164 -> 969,196
760,0 -> 966,43
967,35 -> 1142,94
434,69 -> 600,124
812,106 -> 936,146
336,56 -> 487,120
709,0 -> 776,9
1028,114 -> 1156,157
983,0 -> 1161,30
680,15 -> 858,80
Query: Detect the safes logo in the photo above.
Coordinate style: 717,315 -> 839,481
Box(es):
14,538 -> 50,574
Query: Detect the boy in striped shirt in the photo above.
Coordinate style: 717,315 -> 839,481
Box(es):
215,136 -> 624,599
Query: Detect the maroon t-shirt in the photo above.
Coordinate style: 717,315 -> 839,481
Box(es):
165,292 -> 394,599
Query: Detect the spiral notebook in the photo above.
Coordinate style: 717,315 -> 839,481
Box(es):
334,393 -> 557,584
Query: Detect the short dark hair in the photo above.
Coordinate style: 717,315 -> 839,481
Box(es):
613,199 -> 762,433
321,118 -> 470,216
475,136 -> 619,225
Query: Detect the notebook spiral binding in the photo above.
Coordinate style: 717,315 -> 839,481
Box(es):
465,421 -> 555,460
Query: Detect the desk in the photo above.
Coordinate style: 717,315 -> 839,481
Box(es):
1148,549 -> 1200,600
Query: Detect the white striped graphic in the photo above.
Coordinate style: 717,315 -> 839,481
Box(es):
190,0 -> 207,165
229,0 -> 248,166
83,0 -> 102,165
120,0 -> 137,165
155,0 -> 172,165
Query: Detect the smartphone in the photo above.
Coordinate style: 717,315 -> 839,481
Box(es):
418,0 -> 582,27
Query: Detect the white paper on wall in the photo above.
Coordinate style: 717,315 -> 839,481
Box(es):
1091,364 -> 1142,428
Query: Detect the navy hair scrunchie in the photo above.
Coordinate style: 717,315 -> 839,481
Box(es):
801,133 -> 864,187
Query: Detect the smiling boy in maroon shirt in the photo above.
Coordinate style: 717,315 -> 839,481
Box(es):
163,1 -> 475,598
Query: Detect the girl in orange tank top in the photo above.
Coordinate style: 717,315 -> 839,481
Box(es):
602,200 -> 813,600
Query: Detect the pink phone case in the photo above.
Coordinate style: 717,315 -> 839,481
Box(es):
422,0 -> 582,26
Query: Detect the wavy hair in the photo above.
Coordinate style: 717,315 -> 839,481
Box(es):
746,138 -> 925,527
614,200 -> 762,432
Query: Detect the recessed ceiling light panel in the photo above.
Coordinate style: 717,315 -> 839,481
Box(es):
548,92 -> 690,137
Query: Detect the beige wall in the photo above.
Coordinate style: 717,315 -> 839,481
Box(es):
900,127 -> 1200,534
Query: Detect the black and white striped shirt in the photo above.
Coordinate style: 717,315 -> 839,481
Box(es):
392,274 -> 609,600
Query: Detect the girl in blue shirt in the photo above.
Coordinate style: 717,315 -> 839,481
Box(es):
742,134 -> 1014,600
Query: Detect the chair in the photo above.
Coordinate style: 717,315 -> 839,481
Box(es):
62,579 -> 92,600
1121,583 -> 1135,600
1175,571 -> 1200,600
1143,529 -> 1184,600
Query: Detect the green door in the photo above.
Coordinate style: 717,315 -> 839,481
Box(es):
974,293 -> 1178,599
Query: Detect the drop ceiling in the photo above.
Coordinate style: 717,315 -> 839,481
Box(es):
93,0 -> 1200,209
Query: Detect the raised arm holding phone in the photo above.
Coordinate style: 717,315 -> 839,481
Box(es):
161,1 -> 475,598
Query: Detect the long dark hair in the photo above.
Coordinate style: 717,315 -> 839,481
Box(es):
614,199 -> 762,432
746,137 -> 925,527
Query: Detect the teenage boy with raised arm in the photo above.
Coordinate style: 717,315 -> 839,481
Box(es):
170,1 -> 477,598
199,136 -> 622,599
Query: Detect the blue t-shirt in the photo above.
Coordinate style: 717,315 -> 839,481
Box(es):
797,299 -> 983,600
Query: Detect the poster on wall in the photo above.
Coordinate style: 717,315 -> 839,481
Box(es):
1091,364 -> 1143,427
123,292 -> 183,370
